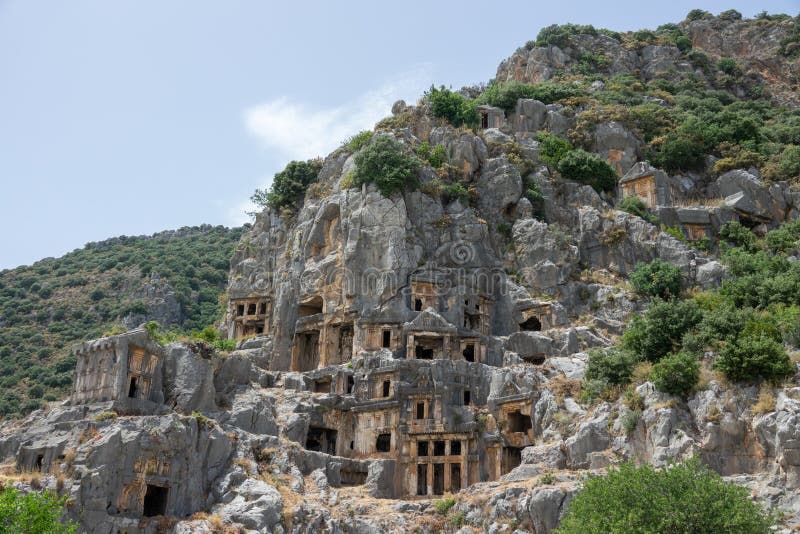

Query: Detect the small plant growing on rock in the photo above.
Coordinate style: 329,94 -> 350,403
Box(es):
433,497 -> 456,515
620,409 -> 641,434
752,388 -> 777,415
539,472 -> 555,485
93,411 -> 117,422
617,195 -> 656,223
556,149 -> 618,194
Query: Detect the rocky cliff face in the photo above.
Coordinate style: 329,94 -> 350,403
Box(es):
1,10 -> 800,534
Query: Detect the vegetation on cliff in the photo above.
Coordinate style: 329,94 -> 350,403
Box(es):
0,225 -> 242,418
557,458 -> 772,533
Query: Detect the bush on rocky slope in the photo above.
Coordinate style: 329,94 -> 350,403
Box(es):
251,159 -> 323,213
0,487 -> 77,533
351,135 -> 422,197
556,458 -> 772,533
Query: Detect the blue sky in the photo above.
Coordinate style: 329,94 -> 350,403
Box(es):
1,1 -> 797,270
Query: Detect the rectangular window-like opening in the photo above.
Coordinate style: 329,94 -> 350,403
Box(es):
382,330 -> 391,348
463,390 -> 471,406
481,113 -> 489,129
414,298 -> 423,311
247,303 -> 257,315
502,446 -> 523,475
258,302 -> 267,315
433,440 -> 445,456
450,463 -> 462,492
236,304 -> 244,316
314,379 -> 331,393
128,377 -> 138,399
508,410 -> 532,433
416,402 -> 425,419
433,463 -> 444,495
417,464 -> 428,496
306,427 -> 338,455
450,440 -> 462,456
382,380 -> 390,397
143,484 -> 168,517
376,433 -> 391,452
462,344 -> 475,362
416,346 -> 434,359
35,454 -> 44,472
417,441 -> 429,456
346,376 -> 354,394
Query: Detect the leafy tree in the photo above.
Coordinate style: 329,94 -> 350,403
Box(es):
251,159 -> 323,212
714,333 -> 794,382
535,23 -> 598,47
649,132 -> 706,172
650,352 -> 700,395
556,458 -> 771,533
424,86 -> 476,127
629,259 -> 682,299
686,9 -> 712,21
623,298 -> 701,361
585,348 -> 639,386
351,136 -> 422,197
556,149 -> 618,193
0,487 -> 77,533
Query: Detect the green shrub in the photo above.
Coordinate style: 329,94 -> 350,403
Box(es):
433,498 -> 457,515
686,9 -> 712,21
717,57 -> 740,76
341,130 -> 373,153
251,159 -> 323,213
617,196 -> 655,223
441,183 -> 470,205
620,409 -> 641,434
650,352 -> 700,395
765,226 -> 799,254
424,86 -> 476,127
416,142 -> 446,168
648,133 -> 706,172
585,348 -> 639,386
623,298 -> 701,362
476,81 -> 582,111
556,149 -> 618,193
535,23 -> 598,48
629,259 -> 683,299
714,333 -> 794,382
351,136 -> 422,197
718,9 -> 743,21
720,221 -> 758,251
536,132 -> 572,167
556,458 -> 771,533
0,487 -> 77,533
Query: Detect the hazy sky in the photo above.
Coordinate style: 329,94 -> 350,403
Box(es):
1,1 -> 797,269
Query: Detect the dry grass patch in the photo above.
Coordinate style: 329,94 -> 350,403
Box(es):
752,388 -> 777,415
548,375 -> 583,402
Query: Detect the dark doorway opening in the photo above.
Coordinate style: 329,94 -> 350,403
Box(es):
143,484 -> 168,517
416,346 -> 434,359
35,454 -> 43,472
450,440 -> 461,455
346,376 -> 354,394
481,114 -> 489,129
450,463 -> 462,492
417,441 -> 429,456
416,402 -> 425,419
414,299 -> 423,311
463,390 -> 471,406
382,380 -> 390,397
306,427 -> 337,455
462,344 -> 475,362
433,440 -> 445,456
314,379 -> 331,393
520,316 -> 542,332
433,464 -> 444,495
508,411 -> 532,433
382,330 -> 391,348
247,303 -> 257,315
417,464 -> 428,496
376,433 -> 391,452
128,377 -> 138,398
502,447 -> 523,475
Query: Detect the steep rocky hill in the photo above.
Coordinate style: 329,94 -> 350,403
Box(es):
1,9 -> 800,534
0,225 -> 243,418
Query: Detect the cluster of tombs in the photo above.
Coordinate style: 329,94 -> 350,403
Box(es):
223,271 -> 561,497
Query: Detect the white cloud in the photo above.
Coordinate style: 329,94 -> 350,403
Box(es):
243,65 -> 433,161
230,65 -> 434,225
